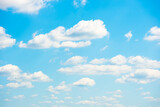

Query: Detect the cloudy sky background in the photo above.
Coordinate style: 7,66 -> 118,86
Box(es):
0,0 -> 160,107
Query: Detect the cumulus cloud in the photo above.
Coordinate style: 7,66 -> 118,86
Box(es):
144,96 -> 160,102
64,56 -> 87,65
116,69 -> 160,84
128,56 -> 160,69
0,64 -> 52,88
0,27 -> 16,49
6,82 -> 33,88
13,95 -> 25,99
0,64 -> 52,82
141,92 -> 150,96
19,20 -> 109,49
90,58 -> 107,65
0,0 -> 56,14
124,31 -> 132,41
59,64 -> 131,75
48,81 -> 71,94
110,55 -> 127,65
73,78 -> 95,87
144,26 -> 160,44
58,55 -> 160,84
73,0 -> 87,7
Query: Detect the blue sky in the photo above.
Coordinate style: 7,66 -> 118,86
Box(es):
0,0 -> 160,107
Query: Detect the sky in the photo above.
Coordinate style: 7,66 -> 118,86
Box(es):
0,0 -> 160,107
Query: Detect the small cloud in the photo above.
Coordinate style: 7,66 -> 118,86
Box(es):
73,78 -> 95,87
13,95 -> 25,99
125,31 -> 132,41
100,45 -> 108,51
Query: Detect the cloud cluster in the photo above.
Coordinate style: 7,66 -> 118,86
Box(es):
48,78 -> 95,94
73,0 -> 87,7
0,0 -> 55,14
0,27 -> 16,49
19,20 -> 109,49
0,64 -> 52,88
58,55 -> 160,84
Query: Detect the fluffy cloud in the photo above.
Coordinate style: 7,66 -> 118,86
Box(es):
64,56 -> 87,65
124,31 -> 132,41
13,95 -> 25,99
0,27 -> 16,49
58,64 -> 131,75
19,20 -> 108,49
48,81 -> 71,94
128,56 -> 160,69
90,58 -> 107,65
73,78 -> 95,87
73,0 -> 87,7
0,0 -> 55,14
144,96 -> 160,102
116,69 -> 160,84
0,64 -> 52,88
59,55 -> 160,84
110,55 -> 127,65
6,82 -> 33,88
144,26 -> 160,43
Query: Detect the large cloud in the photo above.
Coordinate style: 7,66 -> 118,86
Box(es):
0,0 -> 55,14
19,20 -> 109,49
144,26 -> 160,44
0,64 -> 52,88
116,69 -> 160,84
0,27 -> 16,49
58,55 -> 160,84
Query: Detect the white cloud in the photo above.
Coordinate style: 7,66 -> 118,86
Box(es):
76,100 -> 98,104
73,0 -> 87,7
90,58 -> 107,65
58,64 -> 131,75
56,100 -> 64,104
0,64 -> 52,82
40,101 -> 52,104
100,45 -> 108,51
48,81 -> 71,94
64,56 -> 87,65
13,95 -> 25,99
144,26 -> 160,43
73,78 -> 95,87
124,31 -> 132,41
0,84 -> 3,88
4,99 -> 11,101
64,97 -> 72,99
6,82 -> 34,88
31,94 -> 38,97
0,0 -> 56,14
19,20 -> 109,49
51,94 -> 58,99
141,92 -> 150,96
116,69 -> 160,84
110,55 -> 127,65
59,55 -> 160,84
0,27 -> 16,49
144,96 -> 160,102
128,56 -> 160,69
